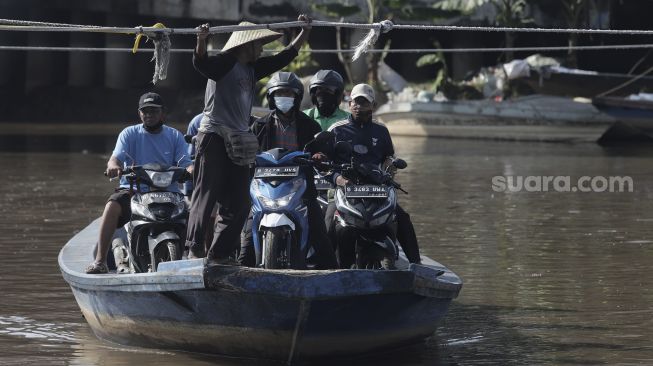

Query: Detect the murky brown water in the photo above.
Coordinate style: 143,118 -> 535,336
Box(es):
1,136 -> 653,365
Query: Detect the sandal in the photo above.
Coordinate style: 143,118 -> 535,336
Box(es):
85,261 -> 109,274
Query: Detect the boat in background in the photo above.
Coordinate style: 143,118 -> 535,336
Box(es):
376,95 -> 616,143
59,219 -> 462,363
592,94 -> 653,142
524,67 -> 653,99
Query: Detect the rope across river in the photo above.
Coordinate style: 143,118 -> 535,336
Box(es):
2,17 -> 653,83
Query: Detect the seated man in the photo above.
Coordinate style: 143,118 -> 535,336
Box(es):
86,93 -> 192,274
238,71 -> 338,269
303,69 -> 350,131
326,84 -> 422,267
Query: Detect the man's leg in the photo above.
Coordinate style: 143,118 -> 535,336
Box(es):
324,201 -> 337,250
306,200 -> 338,269
185,132 -> 222,258
396,204 -> 421,264
207,151 -> 251,260
335,224 -> 357,269
87,191 -> 130,274
238,209 -> 256,267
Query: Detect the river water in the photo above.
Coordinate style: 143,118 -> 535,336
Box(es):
1,134 -> 652,365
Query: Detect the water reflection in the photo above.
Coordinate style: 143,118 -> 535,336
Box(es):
1,136 -> 653,365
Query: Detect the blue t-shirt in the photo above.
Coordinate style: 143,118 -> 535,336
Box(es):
112,124 -> 192,193
186,113 -> 203,157
183,113 -> 203,195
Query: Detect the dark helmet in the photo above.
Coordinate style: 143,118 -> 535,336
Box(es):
266,71 -> 304,110
309,69 -> 344,104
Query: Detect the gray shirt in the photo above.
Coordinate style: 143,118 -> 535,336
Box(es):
192,47 -> 298,134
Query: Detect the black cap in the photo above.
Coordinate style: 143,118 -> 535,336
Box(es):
138,92 -> 164,109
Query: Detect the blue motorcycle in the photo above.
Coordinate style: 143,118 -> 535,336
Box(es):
250,149 -> 317,269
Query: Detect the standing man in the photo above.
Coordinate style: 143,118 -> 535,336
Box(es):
186,16 -> 312,262
326,84 -> 422,266
86,93 -> 192,274
304,69 -> 350,131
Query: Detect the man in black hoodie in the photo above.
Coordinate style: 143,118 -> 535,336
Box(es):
238,72 -> 338,269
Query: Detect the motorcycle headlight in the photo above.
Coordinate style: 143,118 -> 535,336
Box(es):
146,170 -> 174,188
172,200 -> 186,218
260,191 -> 296,209
335,189 -> 362,218
131,201 -> 155,220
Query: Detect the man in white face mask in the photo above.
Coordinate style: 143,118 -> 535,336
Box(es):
239,71 -> 338,269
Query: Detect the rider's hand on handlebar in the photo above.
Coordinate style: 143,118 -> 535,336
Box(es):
311,152 -> 327,162
383,157 -> 398,176
336,175 -> 349,187
105,164 -> 122,179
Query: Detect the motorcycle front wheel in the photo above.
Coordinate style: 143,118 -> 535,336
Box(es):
262,230 -> 305,270
262,230 -> 284,269
152,240 -> 179,272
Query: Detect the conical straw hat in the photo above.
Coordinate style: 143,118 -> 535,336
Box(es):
222,21 -> 283,52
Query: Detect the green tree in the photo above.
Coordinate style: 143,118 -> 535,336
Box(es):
435,0 -> 533,62
313,0 -> 459,101
561,0 -> 589,68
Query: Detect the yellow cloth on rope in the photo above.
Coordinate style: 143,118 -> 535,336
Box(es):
132,23 -> 166,54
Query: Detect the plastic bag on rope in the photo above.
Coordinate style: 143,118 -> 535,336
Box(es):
150,32 -> 170,84
215,125 -> 259,166
132,23 -> 170,85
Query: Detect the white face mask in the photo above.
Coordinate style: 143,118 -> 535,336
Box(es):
274,97 -> 295,114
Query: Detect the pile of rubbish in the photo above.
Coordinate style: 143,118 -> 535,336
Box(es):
382,54 -> 597,104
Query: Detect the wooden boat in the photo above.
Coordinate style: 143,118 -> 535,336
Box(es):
376,95 -> 616,143
58,219 -> 462,363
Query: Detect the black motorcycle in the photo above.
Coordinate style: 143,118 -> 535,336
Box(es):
330,141 -> 408,270
111,164 -> 190,273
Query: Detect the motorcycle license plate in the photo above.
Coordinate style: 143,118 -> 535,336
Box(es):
254,166 -> 300,178
345,185 -> 388,198
314,177 -> 331,190
140,192 -> 178,204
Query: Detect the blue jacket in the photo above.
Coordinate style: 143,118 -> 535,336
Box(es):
327,115 -> 394,184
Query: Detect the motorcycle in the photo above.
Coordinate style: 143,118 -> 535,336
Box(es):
331,141 -> 408,270
250,132 -> 333,269
111,163 -> 190,273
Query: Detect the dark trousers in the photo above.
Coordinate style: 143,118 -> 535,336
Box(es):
326,202 -> 421,265
185,132 -> 250,259
239,199 -> 338,269
395,205 -> 421,264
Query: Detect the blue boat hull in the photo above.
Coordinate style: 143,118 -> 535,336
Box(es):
60,219 -> 462,362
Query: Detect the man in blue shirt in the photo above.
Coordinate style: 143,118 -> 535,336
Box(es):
326,84 -> 422,267
86,93 -> 193,274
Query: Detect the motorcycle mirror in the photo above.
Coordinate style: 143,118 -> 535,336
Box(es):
184,134 -> 194,144
393,158 -> 407,169
305,131 -> 335,153
313,131 -> 335,141
334,141 -> 353,160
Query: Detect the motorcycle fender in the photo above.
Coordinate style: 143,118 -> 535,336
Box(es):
259,213 -> 295,231
362,235 -> 397,257
147,231 -> 180,254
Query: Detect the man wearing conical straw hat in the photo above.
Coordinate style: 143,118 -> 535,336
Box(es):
186,15 -> 312,263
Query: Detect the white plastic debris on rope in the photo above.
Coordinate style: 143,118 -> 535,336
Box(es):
352,20 -> 393,61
